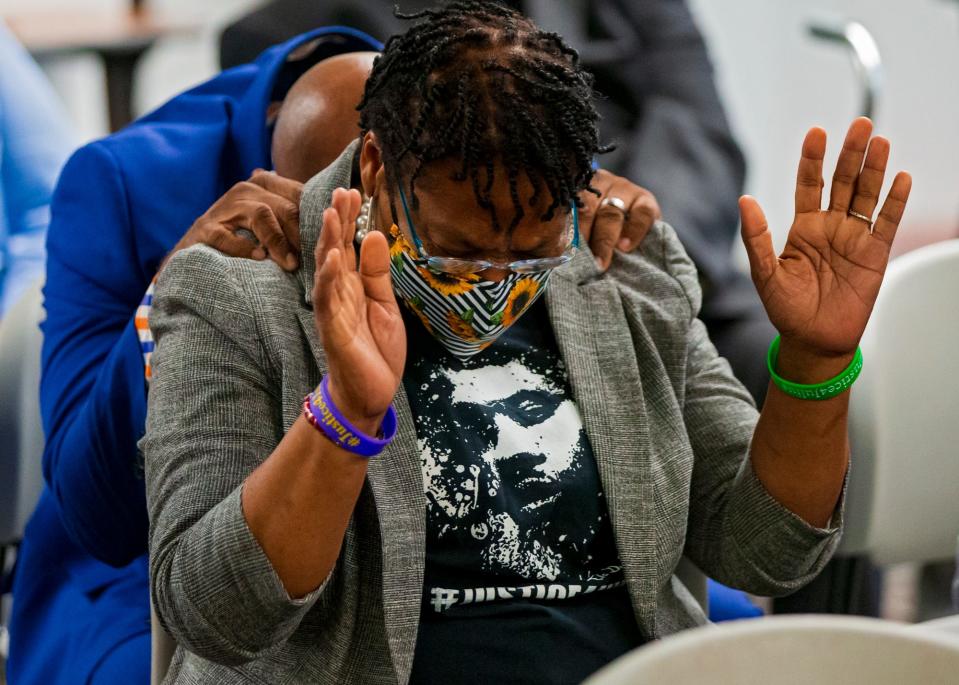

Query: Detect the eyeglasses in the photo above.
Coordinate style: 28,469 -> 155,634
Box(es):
397,186 -> 579,276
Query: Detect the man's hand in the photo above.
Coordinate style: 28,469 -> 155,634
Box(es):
578,169 -> 661,271
163,170 -> 303,272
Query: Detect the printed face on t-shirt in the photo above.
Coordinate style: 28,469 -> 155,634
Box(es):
451,362 -> 581,513
417,358 -> 603,581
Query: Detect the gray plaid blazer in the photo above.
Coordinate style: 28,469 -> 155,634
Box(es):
143,141 -> 842,684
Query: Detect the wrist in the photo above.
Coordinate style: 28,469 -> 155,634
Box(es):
774,338 -> 857,385
325,377 -> 387,437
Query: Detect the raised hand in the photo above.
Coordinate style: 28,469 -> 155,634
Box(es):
739,118 -> 912,369
312,188 -> 406,434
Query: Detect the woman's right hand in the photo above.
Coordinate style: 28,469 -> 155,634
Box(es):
312,188 -> 406,435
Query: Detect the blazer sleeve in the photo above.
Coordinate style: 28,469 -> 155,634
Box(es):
659,223 -> 844,596
40,142 -> 151,567
143,245 -> 326,666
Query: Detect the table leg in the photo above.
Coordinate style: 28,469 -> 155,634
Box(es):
98,45 -> 152,132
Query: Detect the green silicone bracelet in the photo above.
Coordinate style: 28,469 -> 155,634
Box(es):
766,335 -> 863,400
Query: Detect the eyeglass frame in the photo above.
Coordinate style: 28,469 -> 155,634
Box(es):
395,185 -> 579,275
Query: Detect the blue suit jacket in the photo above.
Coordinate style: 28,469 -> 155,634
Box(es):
8,27 -> 380,685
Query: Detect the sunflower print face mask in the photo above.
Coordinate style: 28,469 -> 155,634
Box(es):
388,225 -> 552,360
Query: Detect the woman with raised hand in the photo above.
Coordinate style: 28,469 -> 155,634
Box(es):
143,2 -> 910,683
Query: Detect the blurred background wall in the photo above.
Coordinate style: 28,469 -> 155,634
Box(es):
0,0 -> 957,255
689,0 -> 959,265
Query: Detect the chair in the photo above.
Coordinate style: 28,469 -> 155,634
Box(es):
0,279 -> 46,548
150,590 -> 175,685
909,614 -> 959,641
583,615 -> 959,684
840,239 -> 959,565
0,279 -> 45,659
675,557 -> 708,616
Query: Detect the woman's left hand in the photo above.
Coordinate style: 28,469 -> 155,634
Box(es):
740,117 -> 912,371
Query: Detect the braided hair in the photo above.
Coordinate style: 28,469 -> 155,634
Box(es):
357,0 -> 611,232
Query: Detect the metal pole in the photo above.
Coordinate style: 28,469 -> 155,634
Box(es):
808,17 -> 884,120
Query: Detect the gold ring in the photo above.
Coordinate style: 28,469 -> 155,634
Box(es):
848,210 -> 874,234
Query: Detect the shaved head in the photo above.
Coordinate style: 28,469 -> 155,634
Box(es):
271,51 -> 378,182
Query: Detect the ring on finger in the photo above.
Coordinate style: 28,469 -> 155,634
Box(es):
848,209 -> 875,234
600,196 -> 629,217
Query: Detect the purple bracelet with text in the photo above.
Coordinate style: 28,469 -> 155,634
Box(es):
303,375 -> 397,457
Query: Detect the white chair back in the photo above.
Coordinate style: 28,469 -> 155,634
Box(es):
0,279 -> 46,546
910,614 -> 959,640
674,556 -> 708,615
841,240 -> 959,565
584,615 -> 959,685
150,591 -> 176,685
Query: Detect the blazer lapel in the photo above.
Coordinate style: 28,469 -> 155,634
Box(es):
545,252 -> 659,639
295,306 -> 426,684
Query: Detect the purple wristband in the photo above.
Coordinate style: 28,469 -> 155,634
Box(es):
304,376 -> 397,457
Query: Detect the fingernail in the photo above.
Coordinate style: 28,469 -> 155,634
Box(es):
595,256 -> 605,270
617,238 -> 630,251
253,248 -> 266,260
286,254 -> 298,270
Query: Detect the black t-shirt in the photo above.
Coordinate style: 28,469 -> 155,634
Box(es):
402,299 -> 643,684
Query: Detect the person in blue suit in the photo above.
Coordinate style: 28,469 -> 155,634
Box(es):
0,24 -> 74,317
7,27 -> 384,684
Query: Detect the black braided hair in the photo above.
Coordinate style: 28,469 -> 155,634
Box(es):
357,0 -> 612,232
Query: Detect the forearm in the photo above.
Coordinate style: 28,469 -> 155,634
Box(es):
148,388 -> 376,662
40,140 -> 157,562
680,305 -> 842,595
41,317 -> 150,565
242,413 -> 372,598
751,340 -> 853,528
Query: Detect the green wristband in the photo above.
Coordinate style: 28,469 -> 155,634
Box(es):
766,335 -> 863,400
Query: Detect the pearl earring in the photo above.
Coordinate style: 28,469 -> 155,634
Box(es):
355,195 -> 374,243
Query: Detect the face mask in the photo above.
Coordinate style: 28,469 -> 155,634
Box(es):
388,225 -> 552,360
